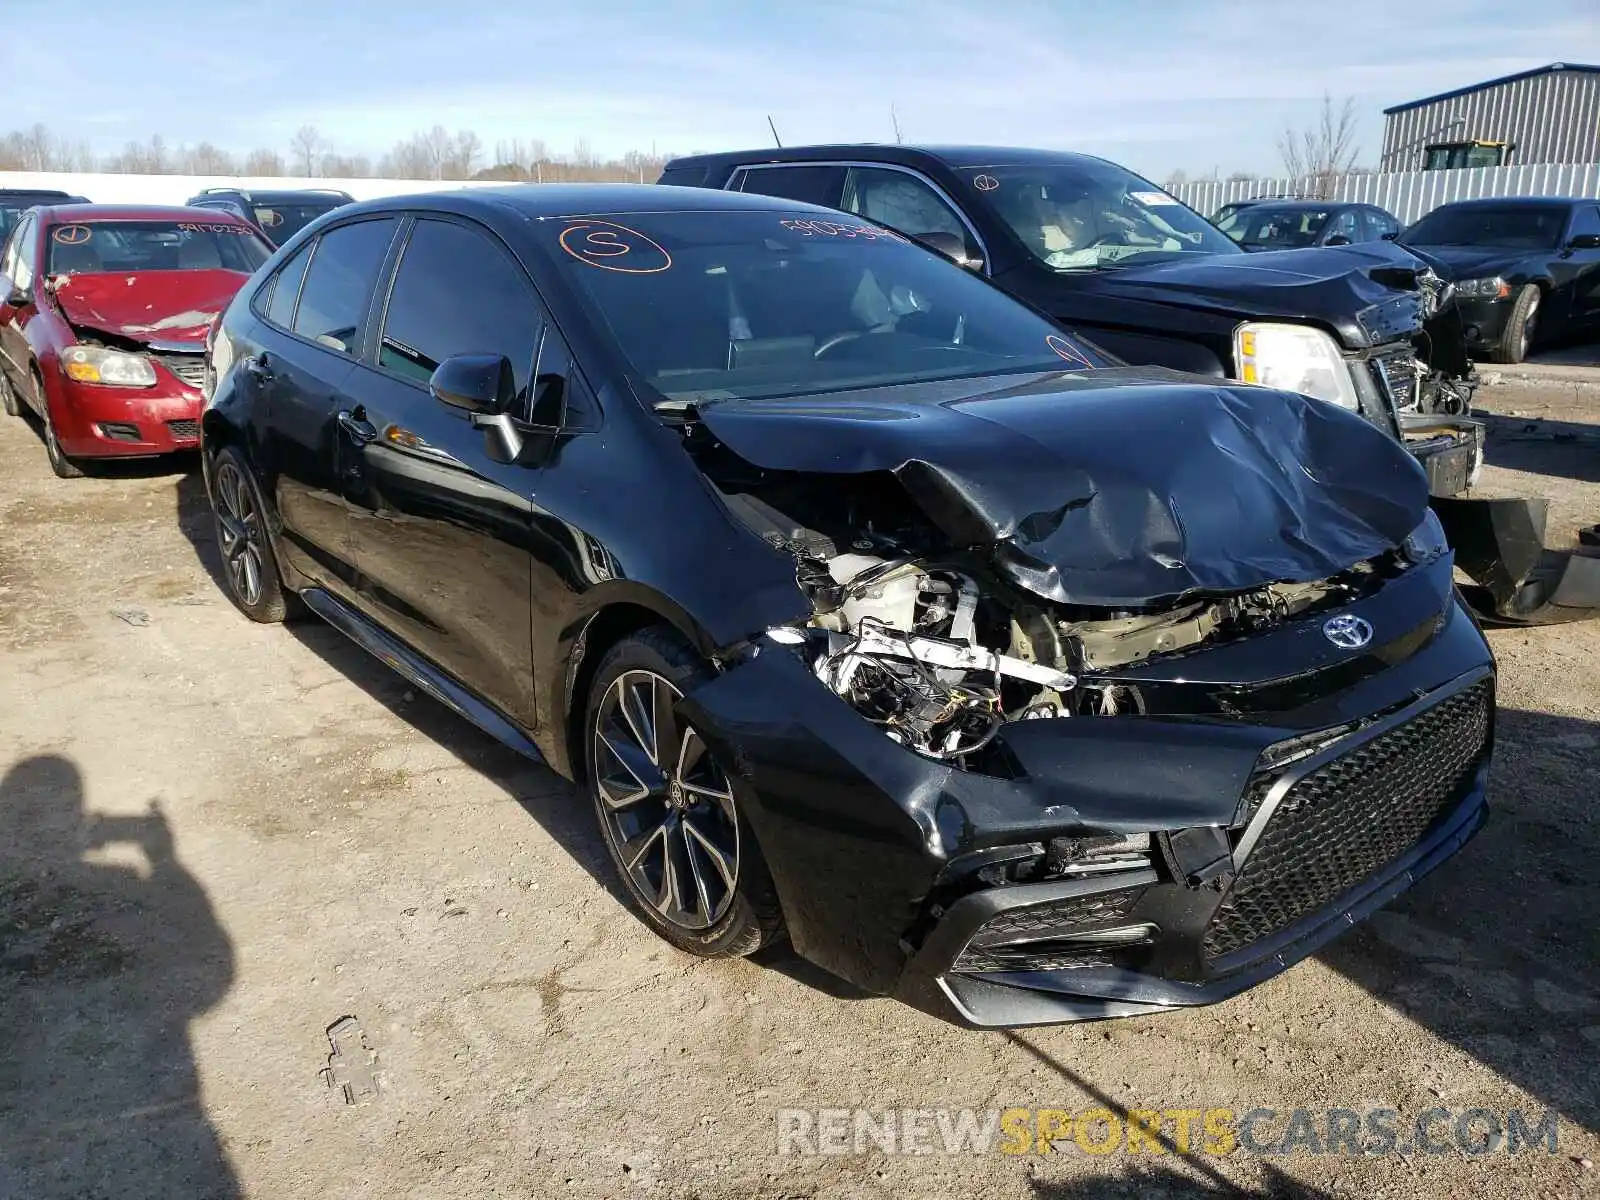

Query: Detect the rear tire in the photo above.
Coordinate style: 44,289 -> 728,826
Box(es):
1490,284 -> 1540,364
208,446 -> 295,623
0,373 -> 18,418
584,625 -> 784,959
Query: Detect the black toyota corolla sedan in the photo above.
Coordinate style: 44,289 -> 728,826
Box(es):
201,185 -> 1495,1027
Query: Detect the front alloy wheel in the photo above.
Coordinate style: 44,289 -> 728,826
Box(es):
585,627 -> 783,957
594,669 -> 740,931
208,447 -> 296,623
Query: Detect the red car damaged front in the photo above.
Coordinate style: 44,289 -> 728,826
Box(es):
0,205 -> 271,476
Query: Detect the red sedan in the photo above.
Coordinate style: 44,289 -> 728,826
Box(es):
0,204 -> 272,477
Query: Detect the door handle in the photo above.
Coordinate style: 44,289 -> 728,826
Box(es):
242,353 -> 273,383
337,407 -> 378,446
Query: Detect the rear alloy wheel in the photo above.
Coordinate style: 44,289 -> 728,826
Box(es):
586,628 -> 783,957
1492,284 -> 1541,364
209,447 -> 296,623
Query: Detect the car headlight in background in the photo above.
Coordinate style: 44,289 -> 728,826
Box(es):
1454,276 -> 1511,299
1234,322 -> 1359,410
60,345 -> 157,388
1402,508 -> 1450,565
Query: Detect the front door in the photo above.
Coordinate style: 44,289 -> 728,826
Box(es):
342,215 -> 545,725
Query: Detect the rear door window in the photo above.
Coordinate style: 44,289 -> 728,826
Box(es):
377,218 -> 541,400
290,218 -> 397,355
732,165 -> 846,207
263,242 -> 314,329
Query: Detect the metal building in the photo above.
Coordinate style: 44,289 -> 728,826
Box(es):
1380,62 -> 1600,171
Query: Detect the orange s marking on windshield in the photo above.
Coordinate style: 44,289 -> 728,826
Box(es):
558,220 -> 673,273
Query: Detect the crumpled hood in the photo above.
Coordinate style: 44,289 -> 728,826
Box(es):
1036,242 -> 1434,349
695,369 -> 1429,608
51,270 -> 250,346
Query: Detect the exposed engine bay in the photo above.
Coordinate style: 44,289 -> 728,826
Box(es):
714,459 -> 1399,766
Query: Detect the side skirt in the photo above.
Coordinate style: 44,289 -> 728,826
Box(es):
298,586 -> 545,763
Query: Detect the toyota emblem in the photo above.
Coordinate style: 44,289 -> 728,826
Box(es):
1322,615 -> 1373,650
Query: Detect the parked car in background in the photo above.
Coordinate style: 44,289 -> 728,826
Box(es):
0,204 -> 271,476
183,187 -> 355,248
1215,200 -> 1401,251
1398,196 -> 1600,364
202,184 -> 1495,1028
0,188 -> 89,243
1209,194 -> 1306,226
660,144 -> 1599,623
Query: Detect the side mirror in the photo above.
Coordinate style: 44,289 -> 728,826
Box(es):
912,230 -> 984,272
429,354 -> 515,415
1324,234 -> 1353,247
1568,233 -> 1600,250
6,284 -> 29,307
1380,231 -> 1399,241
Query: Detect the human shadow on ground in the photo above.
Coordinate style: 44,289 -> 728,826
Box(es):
0,754 -> 239,1198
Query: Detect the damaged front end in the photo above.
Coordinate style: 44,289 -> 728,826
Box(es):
673,377 -> 1495,1026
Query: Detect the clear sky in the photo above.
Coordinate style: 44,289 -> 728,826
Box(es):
5,0 -> 1598,178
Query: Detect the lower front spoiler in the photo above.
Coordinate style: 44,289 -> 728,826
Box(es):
1433,495 -> 1600,624
893,784 -> 1488,1028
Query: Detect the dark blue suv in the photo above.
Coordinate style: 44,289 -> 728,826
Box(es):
183,187 -> 354,248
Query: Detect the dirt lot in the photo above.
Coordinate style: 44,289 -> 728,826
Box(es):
1,384 -> 1596,1200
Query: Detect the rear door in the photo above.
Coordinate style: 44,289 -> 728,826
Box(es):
250,216 -> 399,596
340,215 -> 545,723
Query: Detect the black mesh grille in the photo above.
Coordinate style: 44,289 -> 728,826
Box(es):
159,355 -> 206,390
166,419 -> 200,442
1204,680 -> 1491,962
952,888 -> 1144,973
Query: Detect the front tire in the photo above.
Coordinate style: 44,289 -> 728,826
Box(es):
1491,284 -> 1541,364
42,406 -> 84,479
208,446 -> 296,623
0,372 -> 18,418
584,626 -> 784,958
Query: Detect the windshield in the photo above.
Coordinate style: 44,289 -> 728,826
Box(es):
538,210 -> 1109,403
1402,206 -> 1566,250
45,220 -> 273,275
1217,206 -> 1332,249
252,202 -> 344,244
961,161 -> 1240,270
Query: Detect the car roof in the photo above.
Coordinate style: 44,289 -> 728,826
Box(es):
190,188 -> 353,202
1423,195 -> 1583,211
35,203 -> 256,224
331,183 -> 860,222
664,144 -> 1115,171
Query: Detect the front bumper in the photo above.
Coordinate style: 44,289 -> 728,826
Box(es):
680,570 -> 1496,1027
50,372 -> 203,458
1453,297 -> 1514,351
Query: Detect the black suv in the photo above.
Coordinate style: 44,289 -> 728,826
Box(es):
662,145 -> 1600,624
0,188 -> 89,242
184,187 -> 354,248
201,185 -> 1495,1027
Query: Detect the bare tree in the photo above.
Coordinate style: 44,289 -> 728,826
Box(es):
451,129 -> 482,178
243,148 -> 286,176
319,152 -> 373,178
1277,93 -> 1359,199
1163,168 -> 1189,190
290,125 -> 323,176
186,141 -> 236,175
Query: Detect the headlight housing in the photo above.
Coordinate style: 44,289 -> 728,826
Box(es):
60,345 -> 157,388
1402,508 -> 1450,566
1234,322 -> 1359,410
1455,276 -> 1511,300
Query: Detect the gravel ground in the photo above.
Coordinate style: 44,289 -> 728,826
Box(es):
0,383 -> 1596,1200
